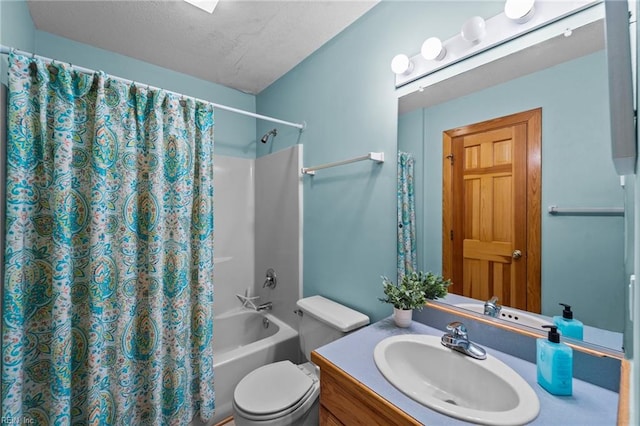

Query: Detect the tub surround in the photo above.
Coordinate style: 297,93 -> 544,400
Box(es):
313,318 -> 619,425
213,155 -> 256,317
195,145 -> 303,426
254,144 -> 303,330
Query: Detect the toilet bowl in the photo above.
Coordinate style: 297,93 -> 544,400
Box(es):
232,361 -> 319,426
232,296 -> 369,426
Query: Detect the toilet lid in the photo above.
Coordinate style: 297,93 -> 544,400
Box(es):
234,360 -> 315,416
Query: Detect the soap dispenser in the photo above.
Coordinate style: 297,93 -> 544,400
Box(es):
553,303 -> 584,340
537,325 -> 573,396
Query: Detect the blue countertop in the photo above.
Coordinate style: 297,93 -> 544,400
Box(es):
315,318 -> 619,425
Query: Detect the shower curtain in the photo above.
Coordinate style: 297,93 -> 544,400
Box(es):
397,151 -> 417,281
2,53 -> 215,425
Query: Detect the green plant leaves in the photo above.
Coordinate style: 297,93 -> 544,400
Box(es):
379,270 -> 451,310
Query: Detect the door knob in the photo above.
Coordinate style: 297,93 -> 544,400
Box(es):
512,250 -> 522,259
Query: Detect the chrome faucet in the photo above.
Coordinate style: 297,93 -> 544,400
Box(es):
263,268 -> 277,289
256,302 -> 273,312
484,296 -> 502,318
441,321 -> 487,360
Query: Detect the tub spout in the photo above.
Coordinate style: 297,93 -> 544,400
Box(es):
256,302 -> 273,311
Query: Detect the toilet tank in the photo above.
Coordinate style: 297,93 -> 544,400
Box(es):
296,295 -> 370,360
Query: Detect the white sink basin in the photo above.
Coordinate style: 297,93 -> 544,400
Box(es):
456,303 -> 552,330
374,334 -> 539,425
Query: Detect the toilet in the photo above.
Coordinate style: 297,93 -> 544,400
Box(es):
232,295 -> 370,426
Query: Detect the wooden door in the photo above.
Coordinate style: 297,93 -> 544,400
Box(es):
442,109 -> 541,313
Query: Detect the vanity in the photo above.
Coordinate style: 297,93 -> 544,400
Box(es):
311,316 -> 621,425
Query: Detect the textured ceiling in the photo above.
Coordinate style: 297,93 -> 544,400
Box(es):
27,0 -> 379,94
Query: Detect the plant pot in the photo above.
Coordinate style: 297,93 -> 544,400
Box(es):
393,308 -> 413,327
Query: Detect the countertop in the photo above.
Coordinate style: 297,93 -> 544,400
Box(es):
315,318 -> 619,425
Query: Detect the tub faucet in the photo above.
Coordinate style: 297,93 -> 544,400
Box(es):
256,302 -> 273,312
484,296 -> 502,318
441,321 -> 487,360
263,268 -> 277,289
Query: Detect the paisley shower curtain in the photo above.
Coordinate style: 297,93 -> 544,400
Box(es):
397,151 -> 417,281
2,53 -> 215,425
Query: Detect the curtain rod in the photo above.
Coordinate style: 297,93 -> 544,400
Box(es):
0,45 -> 306,131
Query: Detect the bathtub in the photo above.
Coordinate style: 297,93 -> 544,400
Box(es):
192,308 -> 299,425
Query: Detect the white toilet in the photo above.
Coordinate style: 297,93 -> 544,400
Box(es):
232,295 -> 370,426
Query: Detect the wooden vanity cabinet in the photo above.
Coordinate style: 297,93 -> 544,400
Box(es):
311,351 -> 421,426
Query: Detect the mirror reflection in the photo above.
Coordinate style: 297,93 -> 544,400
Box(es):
398,16 -> 625,352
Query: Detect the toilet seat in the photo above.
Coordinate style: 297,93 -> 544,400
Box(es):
233,361 -> 319,421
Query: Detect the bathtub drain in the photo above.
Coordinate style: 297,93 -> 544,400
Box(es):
263,318 -> 270,328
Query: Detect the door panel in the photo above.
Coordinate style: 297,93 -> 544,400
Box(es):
443,109 -> 541,312
493,176 -> 512,242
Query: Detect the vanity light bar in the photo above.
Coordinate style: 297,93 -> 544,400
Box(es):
393,0 -> 598,87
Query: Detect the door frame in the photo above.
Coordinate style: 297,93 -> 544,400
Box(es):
442,108 -> 542,313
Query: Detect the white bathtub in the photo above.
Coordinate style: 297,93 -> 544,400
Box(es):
192,309 -> 299,425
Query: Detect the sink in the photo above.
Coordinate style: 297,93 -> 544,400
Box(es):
456,303 -> 552,330
374,334 -> 539,425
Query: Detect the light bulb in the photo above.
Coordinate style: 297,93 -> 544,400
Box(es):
504,0 -> 535,24
421,37 -> 446,61
390,54 -> 413,75
461,16 -> 487,44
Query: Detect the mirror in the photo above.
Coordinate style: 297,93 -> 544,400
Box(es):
397,6 -> 629,354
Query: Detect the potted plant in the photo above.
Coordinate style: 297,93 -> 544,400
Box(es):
379,270 -> 451,327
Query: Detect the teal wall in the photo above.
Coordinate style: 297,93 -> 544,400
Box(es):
399,51 -> 625,332
0,1 -> 34,50
256,1 -> 503,322
0,0 -> 35,85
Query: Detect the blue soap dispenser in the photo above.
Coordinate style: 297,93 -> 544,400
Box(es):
537,325 -> 573,396
553,303 -> 584,340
